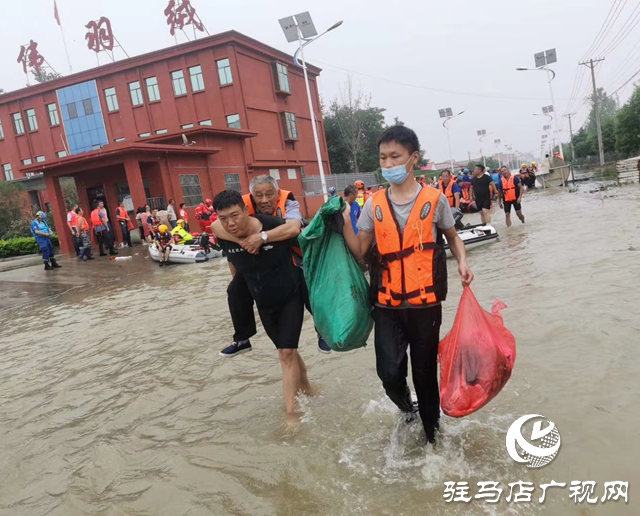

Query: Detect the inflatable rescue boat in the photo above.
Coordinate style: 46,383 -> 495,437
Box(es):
444,224 -> 498,257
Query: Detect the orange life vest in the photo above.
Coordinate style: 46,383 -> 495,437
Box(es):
461,188 -> 470,201
501,175 -> 517,202
372,186 -> 447,307
77,216 -> 88,231
90,209 -> 103,228
67,210 -> 78,227
116,207 -> 128,221
438,180 -> 456,207
243,189 -> 291,217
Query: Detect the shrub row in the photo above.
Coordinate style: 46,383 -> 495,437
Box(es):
0,235 -> 60,259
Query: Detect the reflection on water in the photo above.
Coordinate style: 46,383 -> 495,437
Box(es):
0,184 -> 639,515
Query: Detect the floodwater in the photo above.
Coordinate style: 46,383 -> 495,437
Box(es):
0,183 -> 638,516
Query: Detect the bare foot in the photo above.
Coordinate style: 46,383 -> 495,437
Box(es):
299,382 -> 318,397
283,412 -> 303,434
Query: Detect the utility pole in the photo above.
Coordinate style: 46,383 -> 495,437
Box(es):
579,58 -> 605,166
564,113 -> 577,184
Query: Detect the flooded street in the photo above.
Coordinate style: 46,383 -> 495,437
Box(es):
1,183 -> 638,516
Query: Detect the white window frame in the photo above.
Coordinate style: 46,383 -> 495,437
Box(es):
138,132 -> 151,138
217,58 -> 233,85
23,158 -> 33,166
36,156 -> 45,163
156,129 -> 168,134
145,76 -> 161,102
0,120 -> 4,140
287,168 -> 297,180
226,114 -> 241,129
181,123 -> 194,129
189,65 -> 205,92
3,164 -> 14,181
26,109 -> 38,131
47,103 -> 60,126
199,120 -> 212,126
114,137 -> 126,142
275,63 -> 291,93
282,112 -> 298,139
57,150 -> 68,158
171,70 -> 187,96
269,169 -> 281,180
105,87 -> 119,112
13,113 -> 25,135
129,81 -> 144,106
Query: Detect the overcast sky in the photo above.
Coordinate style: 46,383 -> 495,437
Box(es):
1,0 -> 637,163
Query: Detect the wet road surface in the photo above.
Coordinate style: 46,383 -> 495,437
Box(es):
0,183 -> 638,515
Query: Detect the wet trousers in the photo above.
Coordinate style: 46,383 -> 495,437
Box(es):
227,270 -> 313,342
373,305 -> 442,440
96,230 -> 114,255
119,222 -> 132,247
38,239 -> 55,261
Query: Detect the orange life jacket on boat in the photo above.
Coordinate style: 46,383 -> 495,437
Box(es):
438,180 -> 456,207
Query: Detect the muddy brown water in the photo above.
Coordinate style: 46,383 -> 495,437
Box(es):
0,183 -> 638,516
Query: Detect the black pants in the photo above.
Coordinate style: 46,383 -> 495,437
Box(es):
96,230 -> 114,255
228,269 -> 313,342
72,233 -> 81,256
373,305 -> 442,439
119,222 -> 132,247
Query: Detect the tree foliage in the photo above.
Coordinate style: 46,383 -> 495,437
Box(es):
323,80 -> 387,174
32,69 -> 62,84
0,181 -> 31,239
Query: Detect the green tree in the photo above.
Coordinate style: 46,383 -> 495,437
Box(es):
323,80 -> 387,174
0,181 -> 31,239
615,84 -> 640,156
32,69 -> 62,83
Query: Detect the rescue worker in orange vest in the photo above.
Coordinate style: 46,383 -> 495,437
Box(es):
91,201 -> 117,256
341,126 -> 474,444
354,180 -> 371,208
66,203 -> 81,257
436,169 -> 462,209
116,201 -> 133,248
75,207 -> 94,261
498,165 -> 525,227
212,174 -> 332,356
195,198 -> 215,234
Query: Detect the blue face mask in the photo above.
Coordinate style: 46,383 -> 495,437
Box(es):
381,158 -> 413,185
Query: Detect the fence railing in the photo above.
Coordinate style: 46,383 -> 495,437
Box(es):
302,172 -> 379,195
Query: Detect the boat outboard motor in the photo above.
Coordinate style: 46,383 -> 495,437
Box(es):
451,207 -> 465,231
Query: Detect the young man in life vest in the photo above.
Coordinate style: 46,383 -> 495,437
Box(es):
436,169 -> 462,210
211,190 -> 313,415
91,201 -> 117,256
116,201 -> 133,248
498,166 -> 525,227
67,203 -> 81,257
213,175 -> 332,356
341,125 -> 474,444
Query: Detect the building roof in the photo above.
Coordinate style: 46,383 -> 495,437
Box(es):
21,140 -> 220,176
0,30 -> 322,103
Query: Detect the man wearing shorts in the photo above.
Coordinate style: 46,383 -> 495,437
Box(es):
211,190 -> 312,414
469,164 -> 497,225
498,166 -> 525,227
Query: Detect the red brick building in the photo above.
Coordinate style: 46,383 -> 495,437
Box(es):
0,30 -> 330,254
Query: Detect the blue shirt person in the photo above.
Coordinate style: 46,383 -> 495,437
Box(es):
31,211 -> 60,269
343,185 -> 362,234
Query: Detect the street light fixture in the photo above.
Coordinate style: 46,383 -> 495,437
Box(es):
439,108 -> 464,172
278,12 -> 343,201
516,48 -> 563,159
477,129 -> 492,169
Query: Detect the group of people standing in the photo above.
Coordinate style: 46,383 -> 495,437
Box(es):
210,125 -> 473,444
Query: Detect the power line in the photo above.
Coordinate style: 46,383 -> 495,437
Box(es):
596,1 -> 640,57
582,0 -> 629,60
312,59 -> 587,102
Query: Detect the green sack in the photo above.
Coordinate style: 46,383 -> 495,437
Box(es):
298,196 -> 373,351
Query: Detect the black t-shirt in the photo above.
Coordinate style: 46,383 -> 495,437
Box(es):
471,174 -> 493,199
218,214 -> 300,308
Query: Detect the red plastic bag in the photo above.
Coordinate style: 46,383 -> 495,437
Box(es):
439,286 -> 516,417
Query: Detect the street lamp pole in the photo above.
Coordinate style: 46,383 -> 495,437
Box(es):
280,13 -> 343,202
442,110 -> 465,172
